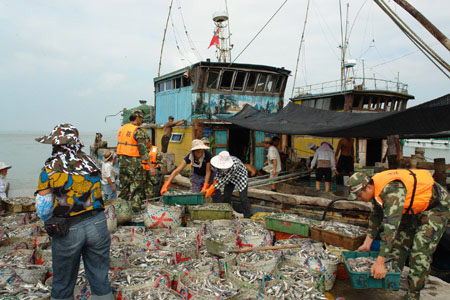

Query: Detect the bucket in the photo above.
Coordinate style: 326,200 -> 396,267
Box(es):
303,255 -> 338,291
144,204 -> 183,229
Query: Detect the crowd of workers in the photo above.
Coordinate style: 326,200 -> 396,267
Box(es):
0,108 -> 438,300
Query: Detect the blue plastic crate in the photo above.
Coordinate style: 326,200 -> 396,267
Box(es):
343,251 -> 401,290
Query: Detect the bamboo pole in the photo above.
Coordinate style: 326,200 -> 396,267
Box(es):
393,0 -> 450,52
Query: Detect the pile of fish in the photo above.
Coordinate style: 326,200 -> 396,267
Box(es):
164,190 -> 194,196
1,209 -> 338,299
276,262 -> 322,284
190,204 -> 231,210
133,288 -> 184,300
264,280 -> 328,300
314,221 -> 366,237
346,256 -> 396,273
182,275 -> 239,299
0,282 -> 50,299
267,213 -> 316,225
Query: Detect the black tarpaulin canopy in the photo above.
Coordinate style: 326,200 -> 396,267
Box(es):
227,93 -> 450,138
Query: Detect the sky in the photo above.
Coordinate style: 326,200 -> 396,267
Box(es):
0,0 -> 449,133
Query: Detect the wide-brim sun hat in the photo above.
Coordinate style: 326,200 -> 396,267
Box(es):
103,151 -> 114,162
211,151 -> 234,169
201,137 -> 210,145
35,123 -> 80,145
347,172 -> 370,200
190,139 -> 210,151
307,142 -> 316,150
0,162 -> 12,171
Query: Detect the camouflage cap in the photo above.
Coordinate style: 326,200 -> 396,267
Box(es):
130,110 -> 145,118
347,172 -> 370,200
35,123 -> 81,145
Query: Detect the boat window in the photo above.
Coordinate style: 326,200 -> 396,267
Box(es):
274,76 -> 283,93
207,70 -> 220,89
352,97 -> 360,108
246,72 -> 258,91
330,97 -> 345,111
395,100 -> 401,111
265,75 -> 275,92
386,100 -> 393,111
233,72 -> 246,91
315,97 -> 330,110
174,77 -> 181,89
220,70 -> 234,90
158,82 -> 165,92
362,98 -> 370,110
371,100 -> 377,110
182,76 -> 191,87
256,73 -> 267,92
315,98 -> 323,109
165,80 -> 172,90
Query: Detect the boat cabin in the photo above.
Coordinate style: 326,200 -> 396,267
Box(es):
290,77 -> 414,168
153,61 -> 290,170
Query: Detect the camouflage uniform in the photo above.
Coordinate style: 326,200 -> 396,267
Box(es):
118,114 -> 150,211
355,174 -> 450,300
142,148 -> 163,200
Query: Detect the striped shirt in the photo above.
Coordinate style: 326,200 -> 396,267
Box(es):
214,156 -> 248,192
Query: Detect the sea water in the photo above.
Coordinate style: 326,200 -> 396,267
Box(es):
0,131 -> 117,197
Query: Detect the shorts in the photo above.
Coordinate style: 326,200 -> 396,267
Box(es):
337,155 -> 354,174
161,135 -> 170,153
315,168 -> 332,183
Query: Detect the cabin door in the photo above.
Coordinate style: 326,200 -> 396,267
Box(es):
213,129 -> 228,155
366,138 -> 383,166
254,131 -> 265,170
228,127 -> 251,163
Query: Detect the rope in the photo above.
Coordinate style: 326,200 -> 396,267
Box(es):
291,0 -> 310,98
231,0 -> 288,64
374,0 -> 450,78
177,0 -> 203,61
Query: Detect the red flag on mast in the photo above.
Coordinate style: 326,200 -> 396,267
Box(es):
208,29 -> 219,49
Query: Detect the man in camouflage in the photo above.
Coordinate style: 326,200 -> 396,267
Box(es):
142,136 -> 163,200
117,110 -> 149,211
348,170 -> 450,300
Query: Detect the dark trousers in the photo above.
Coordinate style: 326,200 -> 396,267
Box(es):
223,183 -> 251,218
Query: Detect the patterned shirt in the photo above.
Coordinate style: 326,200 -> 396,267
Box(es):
214,156 -> 248,192
36,167 -> 104,217
135,128 -> 150,162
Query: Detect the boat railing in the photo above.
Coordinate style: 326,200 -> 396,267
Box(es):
294,77 -> 409,97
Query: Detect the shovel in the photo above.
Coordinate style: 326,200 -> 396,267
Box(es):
205,239 -> 304,257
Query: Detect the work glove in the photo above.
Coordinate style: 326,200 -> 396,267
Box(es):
204,185 -> 216,198
200,182 -> 210,194
160,181 -> 171,196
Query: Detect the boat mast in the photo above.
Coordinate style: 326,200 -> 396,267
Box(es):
393,0 -> 450,52
212,12 -> 233,63
340,2 -> 350,91
158,0 -> 174,77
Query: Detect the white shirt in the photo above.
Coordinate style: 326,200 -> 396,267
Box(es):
0,176 -> 8,199
311,149 -> 336,170
101,161 -> 115,185
267,145 -> 282,173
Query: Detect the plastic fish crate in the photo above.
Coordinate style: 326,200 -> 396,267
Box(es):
310,227 -> 365,251
265,214 -> 317,237
343,251 -> 401,289
188,203 -> 233,220
163,189 -> 204,205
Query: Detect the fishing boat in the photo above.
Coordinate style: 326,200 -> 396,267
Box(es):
152,12 -> 290,171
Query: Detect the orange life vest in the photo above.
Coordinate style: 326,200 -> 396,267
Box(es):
142,146 -> 159,171
116,123 -> 140,157
373,169 -> 434,214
